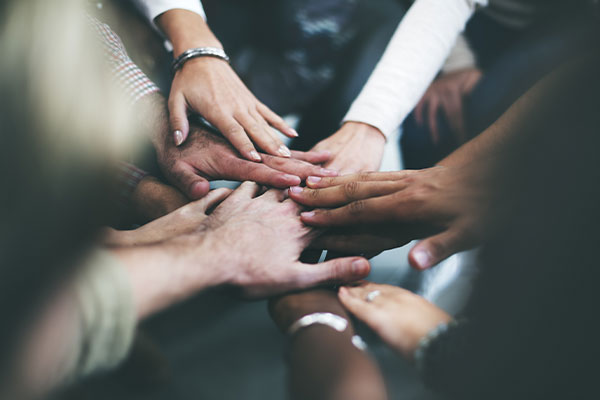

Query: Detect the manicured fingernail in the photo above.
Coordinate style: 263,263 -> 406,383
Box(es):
352,259 -> 369,276
250,151 -> 262,161
289,186 -> 303,194
301,211 -> 315,219
320,168 -> 338,177
289,128 -> 299,137
174,130 -> 184,146
278,145 -> 292,157
412,249 -> 432,269
307,176 -> 322,185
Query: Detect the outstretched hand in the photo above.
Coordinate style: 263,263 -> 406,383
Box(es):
197,182 -> 371,298
155,124 -> 337,199
289,166 -> 490,269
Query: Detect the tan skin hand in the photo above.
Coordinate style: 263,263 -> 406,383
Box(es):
338,282 -> 451,360
414,68 -> 483,144
158,9 -> 296,161
312,122 -> 386,175
289,166 -> 490,270
155,123 -> 336,200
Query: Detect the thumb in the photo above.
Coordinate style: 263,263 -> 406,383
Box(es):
187,187 -> 232,214
295,257 -> 370,289
170,166 -> 210,200
409,229 -> 466,270
168,93 -> 190,146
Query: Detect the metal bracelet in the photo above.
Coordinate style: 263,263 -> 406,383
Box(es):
287,312 -> 348,337
171,47 -> 230,74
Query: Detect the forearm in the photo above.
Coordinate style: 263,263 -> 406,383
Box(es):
156,9 -> 221,56
111,237 -> 223,320
438,68 -> 563,169
270,290 -> 387,400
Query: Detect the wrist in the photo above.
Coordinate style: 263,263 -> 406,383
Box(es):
342,122 -> 386,143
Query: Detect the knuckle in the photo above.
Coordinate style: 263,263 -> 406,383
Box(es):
342,181 -> 360,199
357,172 -> 372,181
223,124 -> 244,137
348,200 -> 365,215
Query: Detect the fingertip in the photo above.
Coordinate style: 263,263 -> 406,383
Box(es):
188,180 -> 210,200
351,258 -> 371,278
283,174 -> 301,186
300,211 -> 316,221
174,130 -> 184,146
409,247 -> 434,270
249,150 -> 262,162
306,176 -> 322,187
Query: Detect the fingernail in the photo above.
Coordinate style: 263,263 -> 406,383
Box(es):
289,186 -> 303,194
301,211 -> 315,219
289,128 -> 299,137
174,130 -> 184,146
412,249 -> 432,269
307,176 -> 322,185
284,174 -> 301,185
352,259 -> 369,276
320,168 -> 338,177
278,145 -> 292,158
250,151 -> 262,161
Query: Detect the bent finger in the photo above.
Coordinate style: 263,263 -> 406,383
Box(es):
257,103 -> 298,138
168,93 -> 190,146
300,195 -> 400,227
236,112 -> 290,158
214,115 -> 261,162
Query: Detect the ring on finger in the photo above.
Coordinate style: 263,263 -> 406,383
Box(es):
365,290 -> 381,303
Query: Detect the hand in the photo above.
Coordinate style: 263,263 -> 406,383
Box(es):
414,68 -> 482,143
169,57 -> 297,160
311,122 -> 386,175
338,282 -> 451,359
155,123 -> 337,199
104,188 -> 231,247
269,290 -> 388,400
196,182 -> 371,298
289,166 -> 490,269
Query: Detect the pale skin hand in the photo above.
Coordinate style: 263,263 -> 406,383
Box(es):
414,68 -> 483,144
157,9 -> 297,161
289,166 -> 489,270
338,282 -> 451,360
104,188 -> 231,247
114,182 -> 372,318
312,122 -> 386,175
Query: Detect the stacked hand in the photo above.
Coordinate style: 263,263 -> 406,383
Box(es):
338,282 -> 451,359
289,166 -> 490,269
155,123 -> 337,199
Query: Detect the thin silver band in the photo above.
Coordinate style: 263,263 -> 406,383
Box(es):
172,47 -> 230,74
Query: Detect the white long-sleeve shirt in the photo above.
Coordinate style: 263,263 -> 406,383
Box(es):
132,0 -> 206,25
343,0 -> 488,138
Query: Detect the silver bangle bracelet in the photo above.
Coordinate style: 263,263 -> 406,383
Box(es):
287,312 -> 348,336
171,47 -> 230,74
287,312 -> 368,352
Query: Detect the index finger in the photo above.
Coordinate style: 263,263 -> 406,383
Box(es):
306,171 -> 410,189
300,195 -> 398,227
289,180 -> 407,208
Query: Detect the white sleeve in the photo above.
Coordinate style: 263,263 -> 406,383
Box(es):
132,0 -> 206,24
342,0 -> 487,138
441,33 -> 477,74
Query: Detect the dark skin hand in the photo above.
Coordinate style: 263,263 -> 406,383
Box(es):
155,124 -> 337,199
269,290 -> 388,400
289,166 -> 491,270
